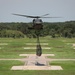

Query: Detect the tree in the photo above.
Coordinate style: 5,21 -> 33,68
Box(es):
0,30 -> 25,38
49,29 -> 56,38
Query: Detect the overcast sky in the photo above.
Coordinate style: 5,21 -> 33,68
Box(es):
0,0 -> 75,22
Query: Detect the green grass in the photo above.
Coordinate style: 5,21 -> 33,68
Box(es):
0,37 -> 75,59
50,61 -> 75,70
0,70 -> 75,75
0,38 -> 36,58
46,38 -> 75,59
0,37 -> 75,75
0,61 -> 75,75
0,60 -> 24,71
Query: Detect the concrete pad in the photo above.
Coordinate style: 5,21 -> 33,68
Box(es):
42,47 -> 51,49
23,66 -> 51,70
42,54 -> 55,56
24,47 -> 51,49
25,55 -> 47,66
26,43 -> 48,45
19,54 -> 55,56
50,66 -> 63,70
11,66 -> 63,70
11,66 -> 23,70
23,66 -> 63,70
20,54 -> 29,56
24,47 -> 36,49
11,54 -> 63,70
0,43 -> 8,45
73,44 -> 75,46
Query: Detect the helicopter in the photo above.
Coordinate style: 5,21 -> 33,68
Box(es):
12,13 -> 61,30
12,13 -> 61,56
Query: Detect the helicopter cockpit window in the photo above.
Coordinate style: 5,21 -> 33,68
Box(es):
33,19 -> 42,24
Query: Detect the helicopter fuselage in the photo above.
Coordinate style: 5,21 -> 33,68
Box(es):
33,18 -> 43,30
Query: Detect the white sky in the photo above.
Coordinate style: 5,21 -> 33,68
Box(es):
0,0 -> 75,22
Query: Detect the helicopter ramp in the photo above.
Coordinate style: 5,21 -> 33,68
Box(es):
11,54 -> 63,70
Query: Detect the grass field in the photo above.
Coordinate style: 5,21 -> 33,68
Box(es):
0,37 -> 75,75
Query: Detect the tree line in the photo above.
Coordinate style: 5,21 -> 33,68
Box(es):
0,21 -> 75,38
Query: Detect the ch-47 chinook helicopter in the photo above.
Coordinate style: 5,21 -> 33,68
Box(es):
12,13 -> 61,56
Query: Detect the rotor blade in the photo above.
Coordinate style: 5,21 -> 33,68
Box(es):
41,14 -> 49,17
40,17 -> 62,18
12,13 -> 62,18
12,13 -> 37,18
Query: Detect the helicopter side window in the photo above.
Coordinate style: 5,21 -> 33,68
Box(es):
33,19 -> 35,24
40,19 -> 42,23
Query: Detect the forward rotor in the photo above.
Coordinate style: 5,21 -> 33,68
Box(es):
12,13 -> 61,18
